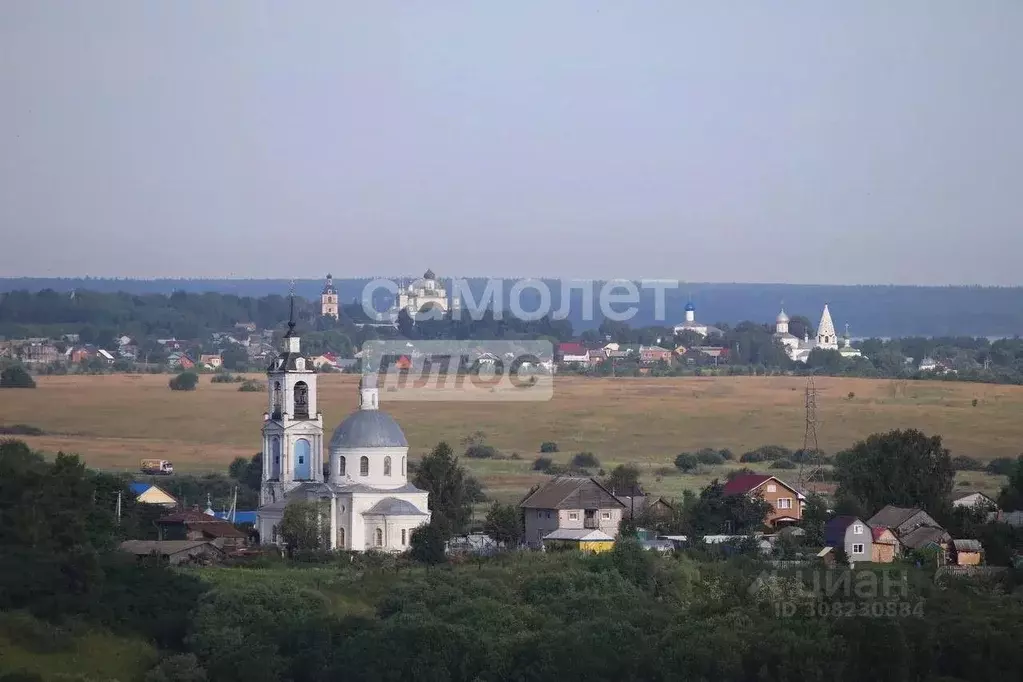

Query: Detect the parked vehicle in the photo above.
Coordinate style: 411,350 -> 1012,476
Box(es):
140,459 -> 174,475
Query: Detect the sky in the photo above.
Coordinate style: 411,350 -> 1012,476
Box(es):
2,1 -> 1022,285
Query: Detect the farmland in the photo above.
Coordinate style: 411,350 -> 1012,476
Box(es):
0,373 -> 1016,501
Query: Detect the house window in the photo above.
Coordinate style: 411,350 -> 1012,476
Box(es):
853,524 -> 864,535
601,512 -> 611,520
401,529 -> 407,545
339,456 -> 346,477
384,456 -> 392,476
375,528 -> 383,546
766,484 -> 777,493
777,498 -> 793,510
537,511 -> 542,519
852,543 -> 864,554
569,512 -> 579,521
360,456 -> 369,476
546,511 -> 551,519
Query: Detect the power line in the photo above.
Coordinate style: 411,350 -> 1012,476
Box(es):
798,374 -> 824,493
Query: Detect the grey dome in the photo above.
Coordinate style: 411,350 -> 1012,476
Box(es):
363,497 -> 427,516
329,409 -> 408,449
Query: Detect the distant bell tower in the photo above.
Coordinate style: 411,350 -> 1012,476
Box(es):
321,274 -> 339,319
261,286 -> 325,505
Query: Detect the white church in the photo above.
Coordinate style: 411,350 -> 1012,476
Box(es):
773,304 -> 862,363
256,314 -> 431,551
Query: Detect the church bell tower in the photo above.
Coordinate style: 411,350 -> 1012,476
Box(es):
261,288 -> 325,505
321,274 -> 339,319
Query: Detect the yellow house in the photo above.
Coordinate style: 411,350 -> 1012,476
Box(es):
542,528 -> 615,554
130,482 -> 178,507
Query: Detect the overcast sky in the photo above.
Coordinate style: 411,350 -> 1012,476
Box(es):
2,1 -> 1021,285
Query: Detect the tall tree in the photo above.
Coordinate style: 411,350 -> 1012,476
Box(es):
483,502 -> 522,547
412,442 -> 474,536
279,500 -> 329,554
834,429 -> 954,516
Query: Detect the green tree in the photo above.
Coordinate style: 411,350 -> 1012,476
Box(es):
834,429 -> 954,515
278,499 -> 329,555
412,442 -> 474,536
997,454 -> 1023,511
603,464 -> 641,496
228,453 -> 263,493
674,452 -> 699,472
145,654 -> 208,682
0,365 -> 36,388
483,502 -> 522,547
169,372 -> 199,391
221,344 -> 248,371
409,517 -> 448,564
800,493 -> 830,545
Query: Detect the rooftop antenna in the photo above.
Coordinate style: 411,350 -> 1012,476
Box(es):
797,373 -> 824,494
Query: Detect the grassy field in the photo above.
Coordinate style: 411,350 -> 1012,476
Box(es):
0,373 -> 1015,502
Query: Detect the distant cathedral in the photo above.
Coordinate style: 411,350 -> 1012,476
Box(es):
257,298 -> 431,551
773,304 -> 862,363
395,268 -> 459,317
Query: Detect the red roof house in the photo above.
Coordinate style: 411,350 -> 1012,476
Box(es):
722,474 -> 803,527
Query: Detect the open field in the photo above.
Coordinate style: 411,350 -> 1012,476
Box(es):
0,374 -> 1016,501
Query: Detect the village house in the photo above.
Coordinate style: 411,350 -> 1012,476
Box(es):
947,539 -> 983,566
119,539 -> 225,566
952,492 -> 998,511
871,526 -> 901,563
556,342 -> 589,366
199,353 -> 223,369
867,505 -> 952,555
824,516 -> 873,564
156,509 -> 248,549
722,474 -> 804,527
18,341 -> 60,365
519,476 -> 626,549
639,345 -> 673,364
129,482 -> 177,507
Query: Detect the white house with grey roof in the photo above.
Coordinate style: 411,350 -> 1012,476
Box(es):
256,304 -> 430,552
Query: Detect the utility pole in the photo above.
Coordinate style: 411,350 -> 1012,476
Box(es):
116,491 -> 122,525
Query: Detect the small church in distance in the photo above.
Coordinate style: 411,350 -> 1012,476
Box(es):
256,311 -> 431,551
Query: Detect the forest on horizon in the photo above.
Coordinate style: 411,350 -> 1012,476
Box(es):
2,277 -> 1022,337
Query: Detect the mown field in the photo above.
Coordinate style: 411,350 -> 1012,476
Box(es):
0,373 -> 1017,501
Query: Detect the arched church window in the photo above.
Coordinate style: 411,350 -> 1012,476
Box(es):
337,527 -> 345,549
384,456 -> 392,476
271,437 -> 281,479
401,529 -> 407,545
375,528 -> 383,546
402,456 -> 406,476
294,381 -> 309,419
272,382 -> 283,419
339,456 -> 346,477
360,456 -> 369,476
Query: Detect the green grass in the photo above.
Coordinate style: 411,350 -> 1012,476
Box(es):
0,611 -> 157,682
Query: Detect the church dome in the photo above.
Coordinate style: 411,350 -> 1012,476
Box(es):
329,409 -> 408,449
423,268 -> 436,280
776,309 -> 789,323
684,302 -> 696,312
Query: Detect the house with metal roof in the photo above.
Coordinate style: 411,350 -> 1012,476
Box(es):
542,528 -> 615,553
520,476 -> 625,549
824,516 -> 872,564
722,474 -> 804,527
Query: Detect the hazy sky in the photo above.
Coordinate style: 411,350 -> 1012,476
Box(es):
2,2 -> 1022,285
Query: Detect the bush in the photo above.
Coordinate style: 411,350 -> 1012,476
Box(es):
674,452 -> 699,472
0,424 -> 45,436
238,380 -> 265,392
169,372 -> 199,391
695,448 -> 725,466
210,373 -> 243,384
532,456 -> 554,472
951,455 -> 984,471
465,444 -> 499,459
726,467 -> 759,481
0,366 -> 36,389
539,441 -> 559,453
770,459 -> 797,470
571,452 -> 600,468
145,654 -> 208,682
740,445 -> 792,463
